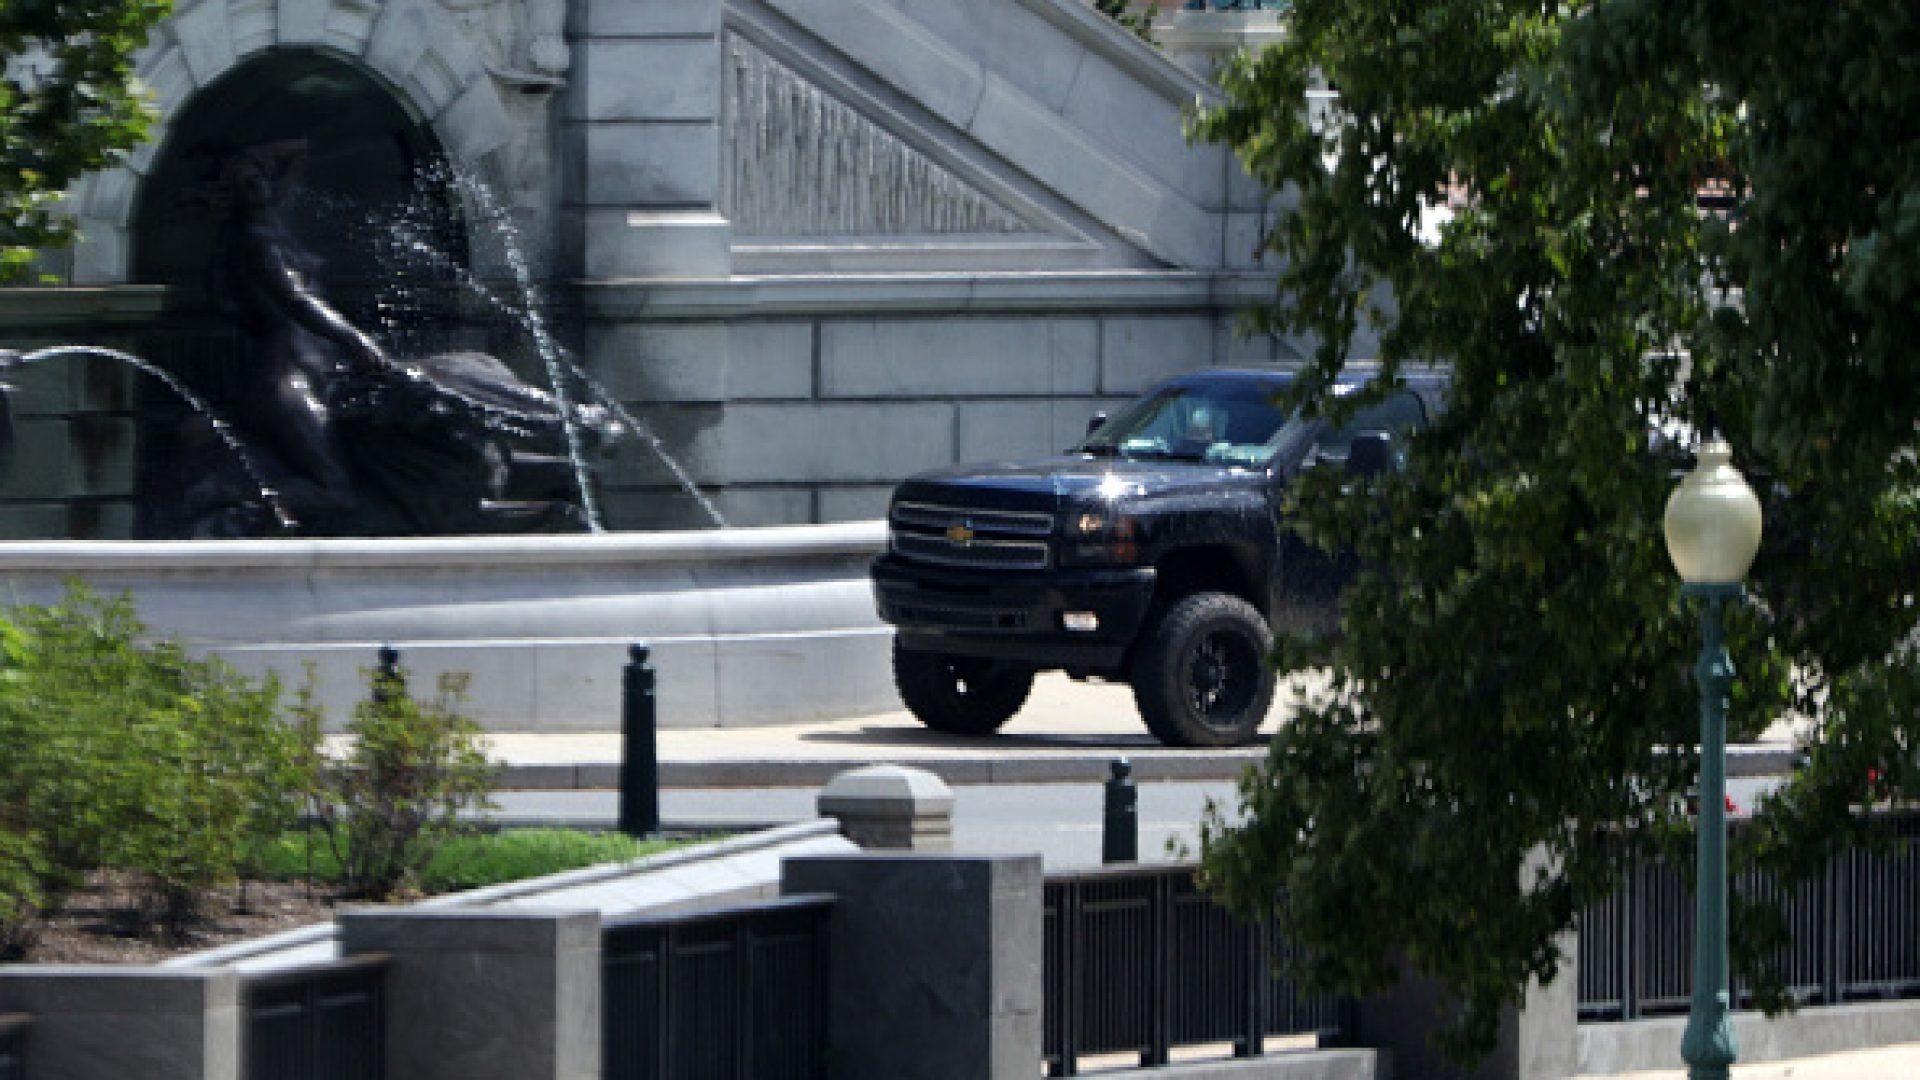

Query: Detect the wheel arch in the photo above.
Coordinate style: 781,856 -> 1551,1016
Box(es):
1148,544 -> 1268,617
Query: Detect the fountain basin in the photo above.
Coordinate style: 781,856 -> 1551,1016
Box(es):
0,523 -> 894,732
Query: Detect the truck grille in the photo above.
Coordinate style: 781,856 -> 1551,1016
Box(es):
885,601 -> 1031,630
889,501 -> 1054,570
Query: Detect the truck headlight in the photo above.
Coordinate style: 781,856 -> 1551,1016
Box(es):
1065,512 -> 1139,564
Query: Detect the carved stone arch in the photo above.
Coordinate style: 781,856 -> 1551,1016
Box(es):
73,0 -> 517,284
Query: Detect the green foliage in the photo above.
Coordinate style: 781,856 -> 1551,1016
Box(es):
299,662 -> 499,899
1193,0 -> 1920,1062
420,829 -> 673,892
0,0 -> 171,280
1095,0 -> 1156,43
257,828 -> 681,894
0,584 -> 304,945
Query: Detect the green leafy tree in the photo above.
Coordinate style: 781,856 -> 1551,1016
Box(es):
0,0 -> 171,280
1192,0 -> 1918,1062
0,585 -> 305,946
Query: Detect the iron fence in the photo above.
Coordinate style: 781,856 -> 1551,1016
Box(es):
0,1013 -> 26,1080
1044,864 -> 1349,1076
1578,812 -> 1920,1020
242,952 -> 388,1080
603,894 -> 833,1080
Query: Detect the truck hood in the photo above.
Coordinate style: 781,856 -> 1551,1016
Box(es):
893,456 -> 1262,512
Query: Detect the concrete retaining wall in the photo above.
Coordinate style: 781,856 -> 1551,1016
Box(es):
1576,1000 -> 1920,1075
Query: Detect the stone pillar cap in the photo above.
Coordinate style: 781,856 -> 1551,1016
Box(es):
817,764 -> 954,814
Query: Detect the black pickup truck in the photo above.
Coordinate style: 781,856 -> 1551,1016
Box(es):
871,366 -> 1445,747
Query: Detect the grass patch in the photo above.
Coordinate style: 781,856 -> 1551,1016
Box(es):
256,828 -> 692,894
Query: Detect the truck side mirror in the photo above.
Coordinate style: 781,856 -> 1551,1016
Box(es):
1345,431 -> 1393,477
1086,412 -> 1108,438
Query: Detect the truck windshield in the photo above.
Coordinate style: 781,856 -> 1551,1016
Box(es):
1077,380 -> 1295,466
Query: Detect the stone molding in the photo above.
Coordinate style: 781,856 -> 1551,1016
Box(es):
0,520 -> 883,571
1009,0 -> 1218,104
581,269 -> 1278,319
70,0 -> 520,283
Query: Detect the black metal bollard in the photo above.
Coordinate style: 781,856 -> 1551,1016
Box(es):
618,643 -> 660,837
373,643 -> 404,706
1103,756 -> 1138,864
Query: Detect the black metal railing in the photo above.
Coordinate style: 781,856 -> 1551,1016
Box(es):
1579,812 -> 1920,1020
1044,864 -> 1348,1076
242,953 -> 388,1080
0,1013 -> 27,1080
603,894 -> 834,1080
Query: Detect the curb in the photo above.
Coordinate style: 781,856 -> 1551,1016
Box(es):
497,751 -> 1273,790
492,742 -> 1799,791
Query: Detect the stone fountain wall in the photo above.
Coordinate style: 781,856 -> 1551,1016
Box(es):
0,524 -> 894,730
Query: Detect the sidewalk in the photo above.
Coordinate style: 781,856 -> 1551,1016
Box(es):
480,668 -> 1259,787
484,672 -> 1275,789
1569,1040 -> 1920,1079
476,671 -> 1802,790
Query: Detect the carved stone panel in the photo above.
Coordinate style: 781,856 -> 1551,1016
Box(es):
721,34 -> 1036,238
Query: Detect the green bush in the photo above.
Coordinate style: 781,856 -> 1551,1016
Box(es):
299,660 -> 499,899
1095,0 -> 1155,42
0,585 -> 306,947
258,828 -> 679,893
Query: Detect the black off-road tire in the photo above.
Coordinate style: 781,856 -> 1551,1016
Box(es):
893,640 -> 1035,736
1131,592 -> 1276,747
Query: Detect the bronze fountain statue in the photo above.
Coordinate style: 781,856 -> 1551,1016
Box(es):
166,139 -> 616,537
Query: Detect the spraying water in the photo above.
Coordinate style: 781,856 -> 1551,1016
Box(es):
369,164 -> 728,529
0,345 -> 296,530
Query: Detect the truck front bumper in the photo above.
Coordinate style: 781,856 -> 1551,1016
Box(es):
870,554 -> 1156,672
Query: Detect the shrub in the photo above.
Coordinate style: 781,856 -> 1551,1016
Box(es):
300,659 -> 499,899
1096,0 -> 1155,42
0,584 -> 306,947
257,828 -> 678,893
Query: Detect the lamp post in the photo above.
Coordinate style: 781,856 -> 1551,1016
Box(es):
1663,435 -> 1763,1080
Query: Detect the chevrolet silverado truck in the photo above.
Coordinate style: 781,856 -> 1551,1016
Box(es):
871,366 -> 1445,747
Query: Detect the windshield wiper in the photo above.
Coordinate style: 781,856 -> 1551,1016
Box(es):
1124,446 -> 1208,462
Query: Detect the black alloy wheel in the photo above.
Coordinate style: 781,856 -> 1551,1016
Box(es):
892,639 -> 1035,736
1132,591 -> 1276,747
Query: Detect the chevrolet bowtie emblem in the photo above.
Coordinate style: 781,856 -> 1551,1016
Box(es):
945,522 -> 975,545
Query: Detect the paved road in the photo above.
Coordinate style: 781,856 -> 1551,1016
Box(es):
492,779 -> 1243,869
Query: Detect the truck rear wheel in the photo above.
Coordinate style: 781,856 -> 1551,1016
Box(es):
1132,592 -> 1275,747
893,640 -> 1034,736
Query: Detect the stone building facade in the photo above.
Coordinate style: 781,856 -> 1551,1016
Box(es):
31,0 -> 1312,534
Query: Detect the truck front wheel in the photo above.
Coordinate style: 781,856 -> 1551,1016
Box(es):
1132,592 -> 1275,747
893,640 -> 1035,736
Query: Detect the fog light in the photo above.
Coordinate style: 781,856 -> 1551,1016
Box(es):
1062,611 -> 1099,632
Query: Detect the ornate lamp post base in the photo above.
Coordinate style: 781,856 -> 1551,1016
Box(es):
1678,580 -> 1743,1080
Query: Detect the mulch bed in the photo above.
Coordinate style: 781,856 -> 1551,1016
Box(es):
7,872 -> 341,965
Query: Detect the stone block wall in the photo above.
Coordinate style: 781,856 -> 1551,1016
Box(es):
584,279 -> 1304,529
0,288 -> 163,539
